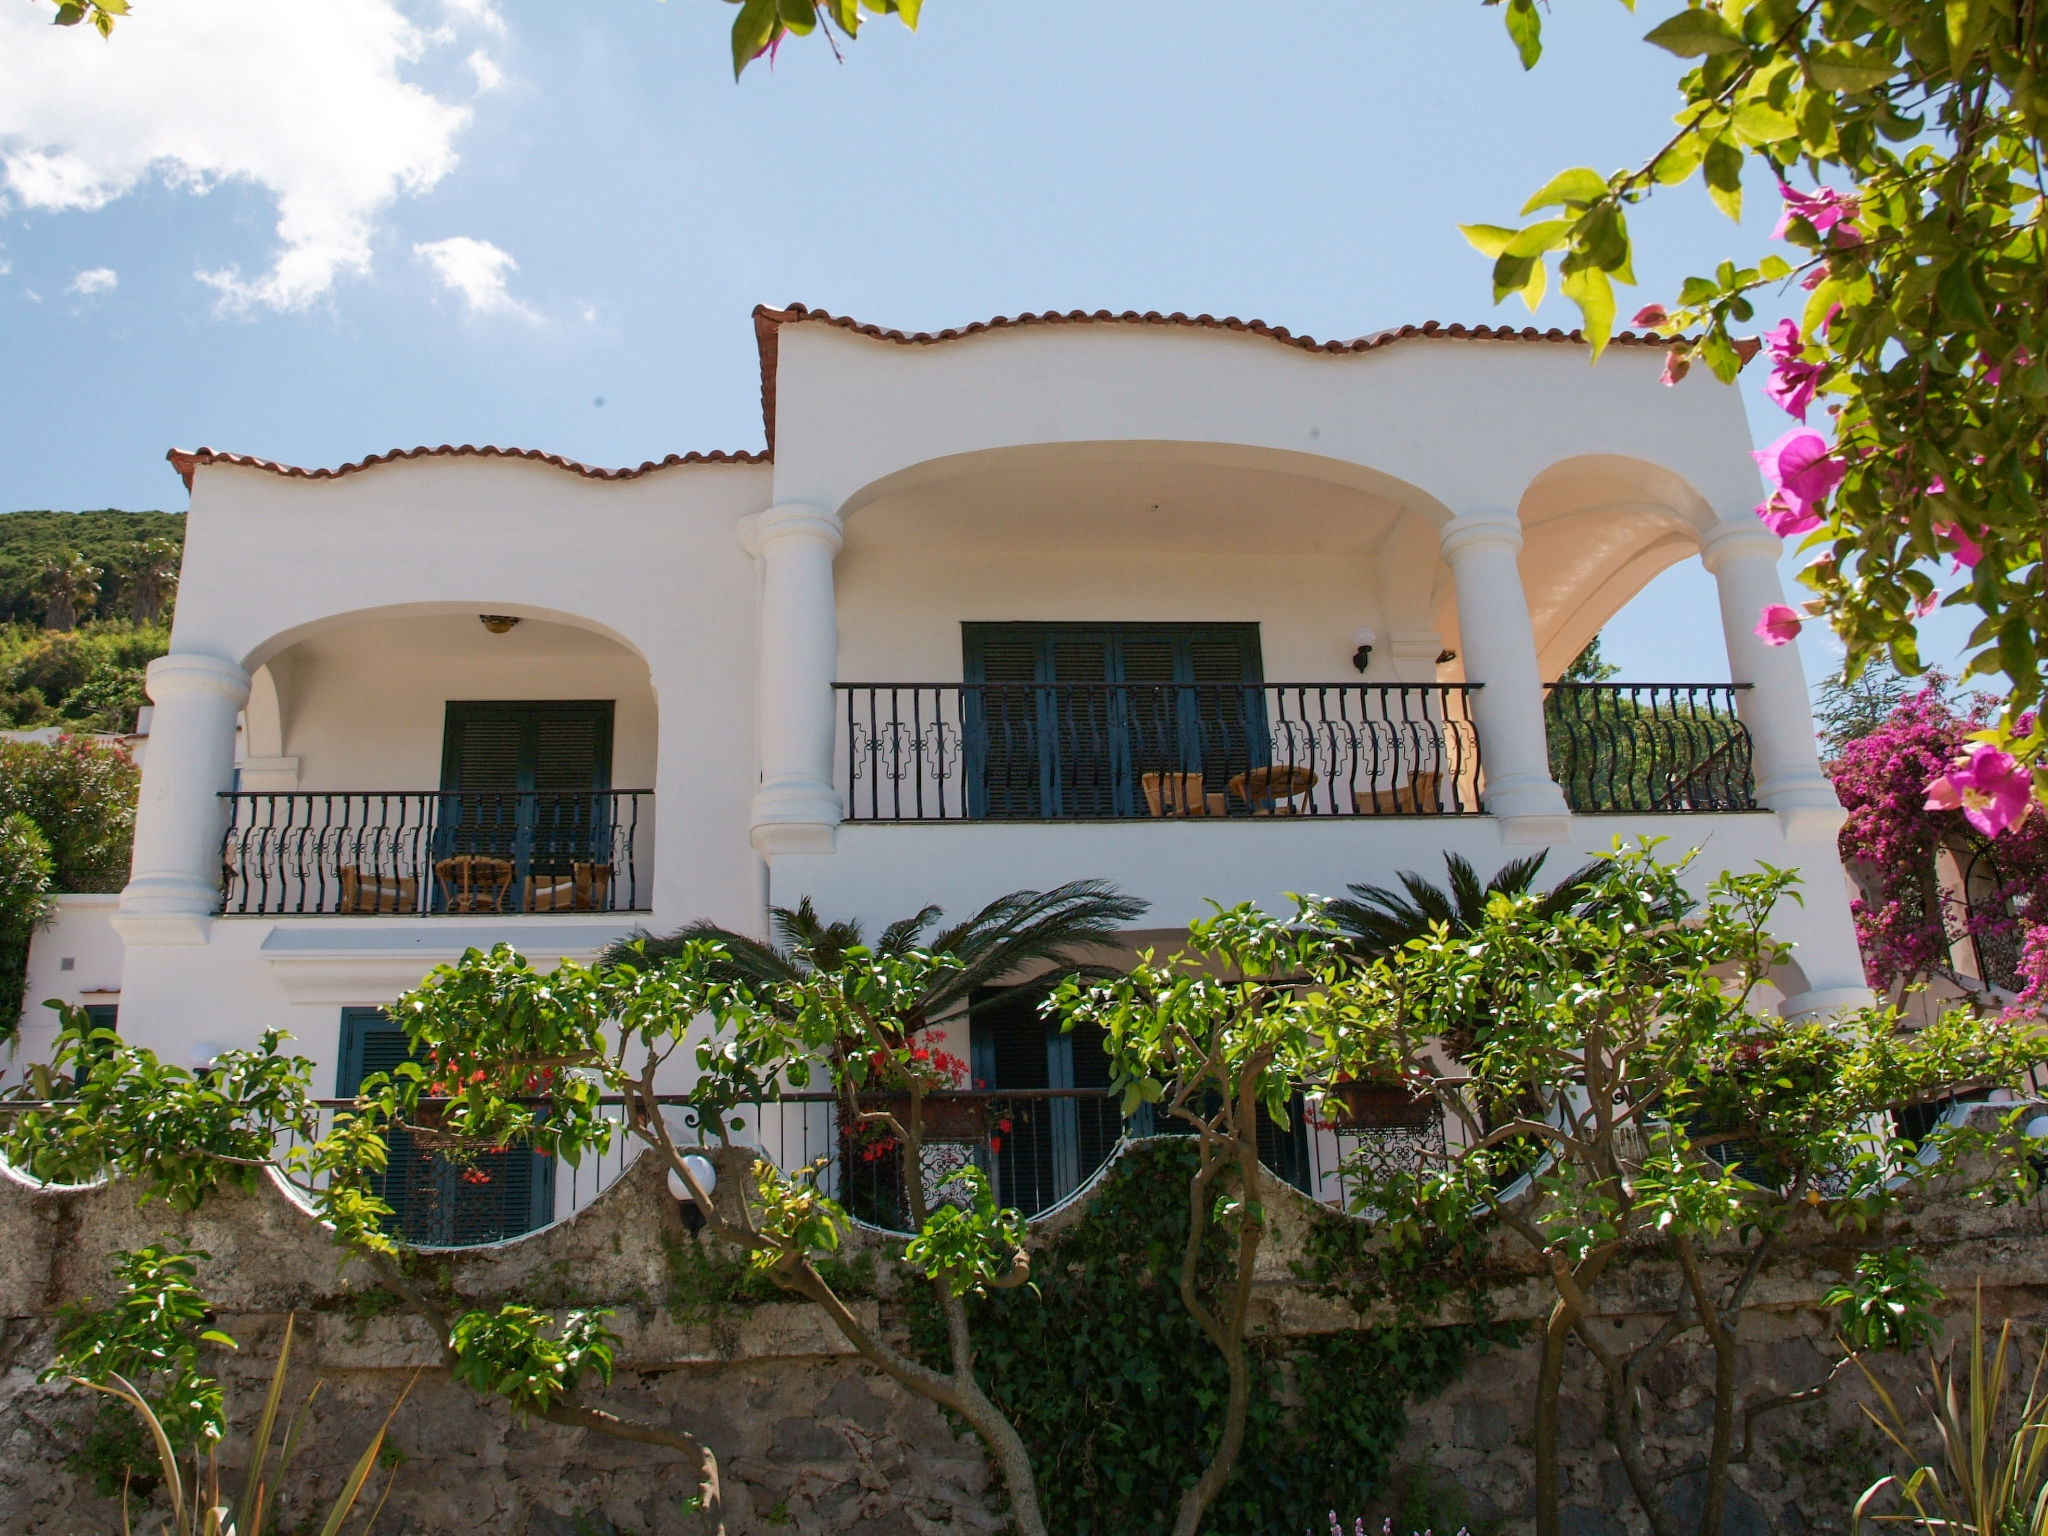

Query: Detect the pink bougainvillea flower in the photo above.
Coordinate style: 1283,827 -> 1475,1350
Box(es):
1755,604 -> 1803,645
1938,523 -> 1983,569
1926,742 -> 2034,836
1800,262 -> 1831,291
1925,476 -> 1947,496
1660,349 -> 1691,387
1774,182 -> 1860,240
1914,589 -> 1942,617
1633,304 -> 1669,328
1752,428 -> 1845,521
1763,342 -> 1824,420
1756,492 -> 1824,537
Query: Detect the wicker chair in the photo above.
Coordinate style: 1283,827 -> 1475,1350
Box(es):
524,862 -> 613,912
434,855 -> 514,913
1354,772 -> 1442,817
1140,771 -> 1225,818
338,866 -> 419,914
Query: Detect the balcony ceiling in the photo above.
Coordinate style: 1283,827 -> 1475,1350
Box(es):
280,611 -> 643,665
844,457 -> 1409,557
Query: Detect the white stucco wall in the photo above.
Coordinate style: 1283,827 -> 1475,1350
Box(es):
16,895 -> 124,1062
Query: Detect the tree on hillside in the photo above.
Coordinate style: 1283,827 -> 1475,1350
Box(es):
40,554 -> 100,632
0,512 -> 184,628
123,537 -> 179,624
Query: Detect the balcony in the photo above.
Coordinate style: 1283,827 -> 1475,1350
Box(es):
837,682 -> 1484,822
218,789 -> 652,916
836,680 -> 1757,823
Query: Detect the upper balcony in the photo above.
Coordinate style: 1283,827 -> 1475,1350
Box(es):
834,678 -> 1756,823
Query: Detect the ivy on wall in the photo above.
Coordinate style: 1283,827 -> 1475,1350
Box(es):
905,1139 -> 1514,1536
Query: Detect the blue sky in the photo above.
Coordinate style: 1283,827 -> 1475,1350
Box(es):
0,0 -> 1976,688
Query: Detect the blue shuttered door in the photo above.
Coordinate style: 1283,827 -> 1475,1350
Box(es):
438,701 -> 613,909
336,1008 -> 554,1244
961,624 -> 1264,818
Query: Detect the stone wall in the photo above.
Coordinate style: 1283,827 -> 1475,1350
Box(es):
4,1138 -> 2047,1536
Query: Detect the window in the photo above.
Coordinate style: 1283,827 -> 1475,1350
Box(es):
961,623 -> 1264,818
968,988 -> 1121,1215
336,1007 -> 553,1244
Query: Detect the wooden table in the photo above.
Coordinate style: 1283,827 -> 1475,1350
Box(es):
1228,764 -> 1318,814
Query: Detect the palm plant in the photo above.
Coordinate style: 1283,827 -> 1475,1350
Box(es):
126,537 -> 181,624
41,552 -> 101,630
1325,851 -> 1606,963
609,879 -> 1149,1036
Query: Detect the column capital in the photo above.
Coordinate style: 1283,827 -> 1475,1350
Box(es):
1439,508 -> 1523,561
1698,517 -> 1781,574
145,652 -> 251,709
738,502 -> 843,559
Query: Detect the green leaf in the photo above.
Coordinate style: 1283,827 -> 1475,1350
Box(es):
1504,0 -> 1543,69
1562,264 -> 1616,358
1643,7 -> 1745,56
51,2 -> 85,23
895,0 -> 922,25
1458,223 -> 1517,258
1702,138 -> 1744,221
1946,0 -> 1990,71
1936,259 -> 1991,328
731,0 -> 779,77
1521,167 -> 1609,214
1505,219 -> 1571,258
1804,45 -> 1897,93
1651,133 -> 1706,185
778,0 -> 817,31
1731,98 -> 1797,143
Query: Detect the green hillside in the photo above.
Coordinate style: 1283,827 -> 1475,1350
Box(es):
0,511 -> 182,732
0,509 -> 184,625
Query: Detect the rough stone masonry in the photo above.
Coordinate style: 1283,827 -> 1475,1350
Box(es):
4,1134 -> 2048,1536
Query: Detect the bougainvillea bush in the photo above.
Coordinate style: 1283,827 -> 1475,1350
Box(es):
1830,684 -> 2048,995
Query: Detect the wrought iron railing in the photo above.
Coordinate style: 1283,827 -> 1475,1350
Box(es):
218,790 -> 652,916
1542,683 -> 1757,813
836,682 -> 1483,821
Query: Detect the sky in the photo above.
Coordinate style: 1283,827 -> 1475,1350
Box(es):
0,0 -> 1979,691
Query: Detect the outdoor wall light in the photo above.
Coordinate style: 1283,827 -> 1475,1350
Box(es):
668,1152 -> 719,1233
1351,627 -> 1376,673
479,614 -> 521,634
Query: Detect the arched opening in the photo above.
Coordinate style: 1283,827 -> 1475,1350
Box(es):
222,604 -> 658,918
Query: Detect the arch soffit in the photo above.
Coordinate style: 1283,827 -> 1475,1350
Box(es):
832,440 -> 1461,532
238,601 -> 653,676
1515,453 -> 1720,538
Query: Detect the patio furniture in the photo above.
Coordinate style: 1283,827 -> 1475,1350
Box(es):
435,854 -> 514,913
1354,771 -> 1442,816
524,862 -> 614,912
1140,772 -> 1225,818
1229,764 -> 1317,815
338,866 -> 419,914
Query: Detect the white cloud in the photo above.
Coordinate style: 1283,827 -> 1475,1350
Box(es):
467,49 -> 505,93
413,235 -> 534,319
68,266 -> 116,295
0,0 -> 486,312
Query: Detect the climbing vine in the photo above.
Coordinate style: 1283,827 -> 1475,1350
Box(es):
904,1139 -> 1511,1536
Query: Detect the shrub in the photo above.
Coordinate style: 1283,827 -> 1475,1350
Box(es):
0,735 -> 140,892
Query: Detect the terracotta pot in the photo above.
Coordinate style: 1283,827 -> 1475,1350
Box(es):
857,1093 -> 989,1142
1326,1078 -> 1435,1129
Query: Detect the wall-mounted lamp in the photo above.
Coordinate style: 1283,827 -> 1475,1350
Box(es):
479,614 -> 521,635
1435,648 -> 1458,666
1351,627 -> 1377,674
667,1152 -> 719,1234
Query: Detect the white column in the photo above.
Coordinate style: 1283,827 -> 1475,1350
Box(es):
1699,519 -> 1843,842
742,502 -> 844,856
1440,509 -> 1573,842
114,653 -> 250,945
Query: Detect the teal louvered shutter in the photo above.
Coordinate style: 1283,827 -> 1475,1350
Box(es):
961,625 -> 1262,818
438,702 -> 613,907
336,1008 -> 555,1244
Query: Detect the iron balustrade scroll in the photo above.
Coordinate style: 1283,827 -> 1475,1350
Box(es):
836,682 -> 1483,821
218,789 -> 651,916
1542,683 -> 1758,814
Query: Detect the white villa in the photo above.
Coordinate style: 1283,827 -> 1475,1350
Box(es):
21,302 -> 1869,1238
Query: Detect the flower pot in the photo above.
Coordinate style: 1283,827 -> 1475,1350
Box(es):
856,1093 -> 989,1142
1326,1078 -> 1435,1129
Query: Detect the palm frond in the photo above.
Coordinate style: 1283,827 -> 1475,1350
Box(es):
921,880 -> 1149,1019
876,905 -> 944,957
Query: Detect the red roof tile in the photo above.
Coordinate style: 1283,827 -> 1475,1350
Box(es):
751,302 -> 1675,456
166,442 -> 767,491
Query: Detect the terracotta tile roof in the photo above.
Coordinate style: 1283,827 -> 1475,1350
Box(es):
750,302 -> 1676,456
166,442 -> 767,491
